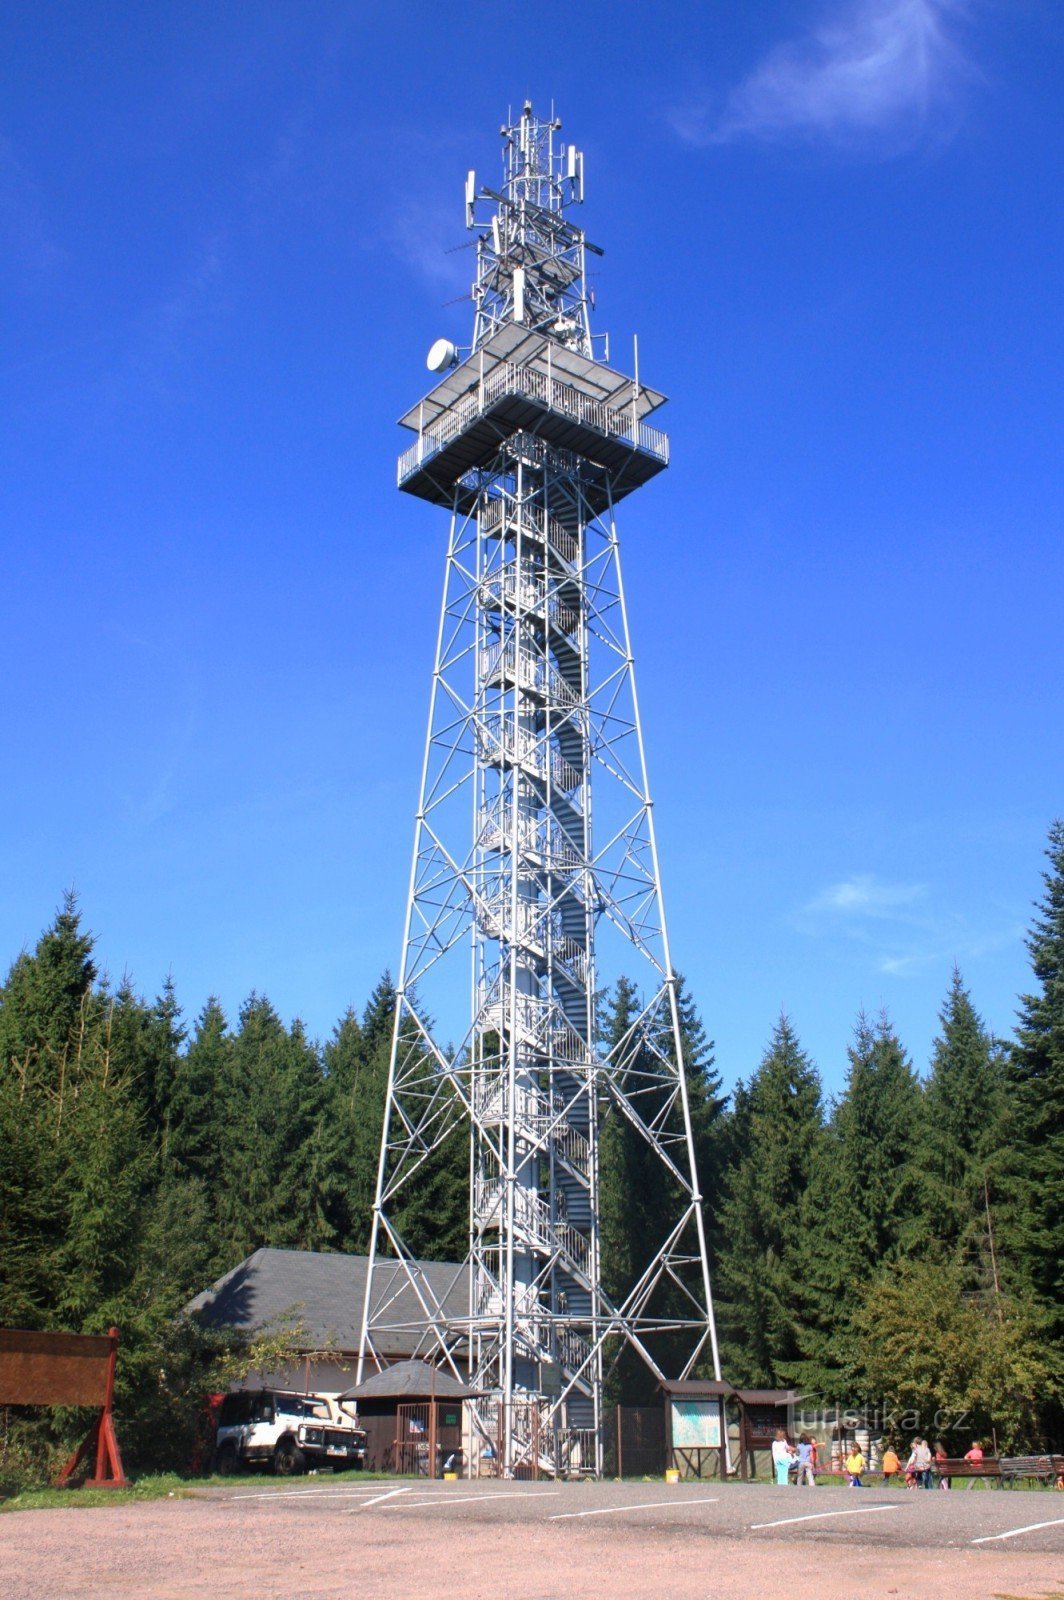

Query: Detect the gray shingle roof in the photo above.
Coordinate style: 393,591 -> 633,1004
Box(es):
341,1359 -> 475,1401
185,1248 -> 468,1358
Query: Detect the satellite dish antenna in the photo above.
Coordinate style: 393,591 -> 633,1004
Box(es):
426,338 -> 458,374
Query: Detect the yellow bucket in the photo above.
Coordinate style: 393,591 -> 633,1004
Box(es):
665,1468 -> 680,1484
443,1471 -> 458,1481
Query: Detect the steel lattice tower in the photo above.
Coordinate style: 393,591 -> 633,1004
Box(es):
358,102 -> 721,1478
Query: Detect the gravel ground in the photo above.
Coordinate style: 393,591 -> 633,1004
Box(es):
3,1480 -> 1063,1600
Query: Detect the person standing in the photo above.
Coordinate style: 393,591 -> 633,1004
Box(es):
796,1433 -> 817,1488
933,1441 -> 951,1488
881,1443 -> 901,1484
771,1429 -> 796,1486
845,1444 -> 866,1487
907,1437 -> 933,1488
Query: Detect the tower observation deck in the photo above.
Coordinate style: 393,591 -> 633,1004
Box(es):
358,102 -> 721,1479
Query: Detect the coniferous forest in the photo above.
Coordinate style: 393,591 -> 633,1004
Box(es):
1,822 -> 1062,1487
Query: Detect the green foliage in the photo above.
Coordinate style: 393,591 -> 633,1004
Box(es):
322,984 -> 392,1253
920,970 -> 1007,1276
715,1015 -> 824,1386
999,820 -> 1064,1345
848,1258 -> 1058,1450
598,975 -> 726,1402
791,1012 -> 927,1399
0,899 -> 415,1492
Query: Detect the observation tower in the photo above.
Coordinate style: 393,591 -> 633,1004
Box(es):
358,102 -> 721,1478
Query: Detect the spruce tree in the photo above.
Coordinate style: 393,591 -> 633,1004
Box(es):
715,1016 -> 824,1386
322,1006 -> 371,1249
169,999 -> 232,1194
670,975 -> 728,1250
0,900 -> 149,1328
107,976 -> 183,1133
49,993 -> 148,1326
598,977 -> 661,1401
794,1012 -> 926,1398
324,978 -> 397,1253
212,994 -> 332,1266
597,976 -> 725,1397
1001,820 -> 1064,1343
921,969 -> 1006,1270
0,890 -> 97,1071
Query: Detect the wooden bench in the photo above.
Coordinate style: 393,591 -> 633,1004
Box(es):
999,1454 -> 1064,1488
933,1457 -> 1001,1487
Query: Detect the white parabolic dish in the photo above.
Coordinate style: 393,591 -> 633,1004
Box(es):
426,338 -> 458,374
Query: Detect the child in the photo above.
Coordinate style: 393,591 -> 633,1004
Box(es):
845,1444 -> 866,1487
771,1429 -> 797,1486
881,1443 -> 901,1484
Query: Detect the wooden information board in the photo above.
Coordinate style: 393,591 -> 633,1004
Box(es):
0,1326 -> 127,1487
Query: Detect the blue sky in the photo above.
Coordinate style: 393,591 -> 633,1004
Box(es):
2,1 -> 1061,1097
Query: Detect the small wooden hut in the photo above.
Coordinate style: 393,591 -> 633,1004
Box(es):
341,1359 -> 474,1477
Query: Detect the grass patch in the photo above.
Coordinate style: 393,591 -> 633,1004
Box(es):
1,1472 -> 210,1513
0,1466 -> 396,1513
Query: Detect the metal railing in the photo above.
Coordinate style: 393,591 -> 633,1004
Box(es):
472,1077 -> 590,1177
397,358 -> 669,484
476,887 -> 586,979
476,889 -> 545,948
556,1325 -> 594,1377
479,641 -> 579,708
517,1186 -> 591,1273
480,563 -> 580,636
477,714 -> 581,792
476,977 -> 589,1067
480,499 -> 580,566
557,1427 -> 599,1476
478,979 -> 553,1047
477,802 -> 583,871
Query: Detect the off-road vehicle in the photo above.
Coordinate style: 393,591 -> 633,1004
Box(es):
212,1389 -> 367,1476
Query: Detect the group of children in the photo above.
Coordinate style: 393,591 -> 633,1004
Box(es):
772,1429 -> 988,1487
849,1437 -> 985,1489
770,1430 -> 819,1486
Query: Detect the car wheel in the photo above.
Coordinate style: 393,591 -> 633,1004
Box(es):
274,1440 -> 306,1477
214,1442 -> 238,1476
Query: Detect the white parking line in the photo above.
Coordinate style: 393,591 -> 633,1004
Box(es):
550,1496 -> 719,1521
972,1516 -> 1064,1545
229,1487 -> 382,1501
751,1504 -> 899,1531
387,1490 -> 562,1510
348,1487 -> 413,1511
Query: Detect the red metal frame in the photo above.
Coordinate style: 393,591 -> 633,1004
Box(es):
55,1328 -> 128,1489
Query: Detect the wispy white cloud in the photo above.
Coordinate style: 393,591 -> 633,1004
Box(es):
805,873 -> 927,916
798,871 -> 1022,980
671,0 -> 976,151
383,194 -> 474,294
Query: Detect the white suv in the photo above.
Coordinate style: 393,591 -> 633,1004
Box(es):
213,1390 -> 367,1476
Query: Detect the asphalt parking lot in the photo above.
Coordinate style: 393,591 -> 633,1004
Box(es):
5,1476 -> 1063,1600
211,1473 -> 1064,1552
